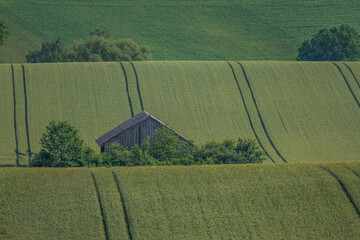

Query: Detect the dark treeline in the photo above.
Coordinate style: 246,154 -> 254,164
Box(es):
26,28 -> 151,63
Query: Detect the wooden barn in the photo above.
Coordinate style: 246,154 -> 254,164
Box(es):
95,111 -> 189,152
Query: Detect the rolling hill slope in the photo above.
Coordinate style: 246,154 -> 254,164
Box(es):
0,0 -> 359,62
1,61 -> 359,165
1,162 -> 360,239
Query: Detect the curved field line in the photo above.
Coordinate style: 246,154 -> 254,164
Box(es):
340,164 -> 360,179
332,63 -> 360,108
11,65 -> 19,166
226,62 -> 275,163
91,172 -> 110,240
112,171 -> 133,240
320,166 -> 360,218
120,62 -> 134,117
343,63 -> 360,89
130,62 -> 144,111
237,62 -> 287,163
21,65 -> 32,163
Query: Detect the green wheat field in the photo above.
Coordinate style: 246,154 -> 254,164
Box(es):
1,0 -> 360,239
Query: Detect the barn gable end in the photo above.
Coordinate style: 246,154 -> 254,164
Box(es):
95,111 -> 189,152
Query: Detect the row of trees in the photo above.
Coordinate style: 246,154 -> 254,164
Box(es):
26,29 -> 152,63
30,121 -> 265,167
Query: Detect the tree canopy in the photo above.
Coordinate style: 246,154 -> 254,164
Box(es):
26,29 -> 152,63
29,121 -> 95,167
297,24 -> 360,61
0,19 -> 9,47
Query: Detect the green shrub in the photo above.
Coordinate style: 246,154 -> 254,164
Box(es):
194,138 -> 265,164
30,121 -> 99,167
26,29 -> 152,63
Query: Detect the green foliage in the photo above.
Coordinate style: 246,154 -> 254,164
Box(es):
102,127 -> 195,167
195,138 -> 265,164
149,127 -> 194,165
102,127 -> 263,167
297,24 -> 360,61
26,29 -> 152,63
26,37 -> 63,63
30,121 -> 90,167
63,36 -> 151,62
0,19 -> 9,47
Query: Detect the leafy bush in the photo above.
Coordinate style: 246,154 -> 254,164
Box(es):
194,138 -> 265,164
26,37 -> 64,63
297,24 -> 360,61
26,29 -> 152,63
30,121 -> 95,167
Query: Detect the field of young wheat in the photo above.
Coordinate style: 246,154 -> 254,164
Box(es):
1,162 -> 360,239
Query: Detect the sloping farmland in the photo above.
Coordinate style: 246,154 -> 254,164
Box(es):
229,61 -> 360,162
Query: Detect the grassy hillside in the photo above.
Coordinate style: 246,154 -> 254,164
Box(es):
1,61 -> 359,165
1,162 -> 360,239
229,61 -> 360,163
0,0 -> 359,62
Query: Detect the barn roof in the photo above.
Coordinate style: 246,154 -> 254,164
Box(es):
95,111 -> 189,146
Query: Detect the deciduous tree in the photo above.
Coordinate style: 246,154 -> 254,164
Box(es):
297,24 -> 360,61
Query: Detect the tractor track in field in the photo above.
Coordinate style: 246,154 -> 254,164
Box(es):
130,62 -> 144,111
11,65 -> 19,166
120,62 -> 134,117
343,63 -> 360,89
237,62 -> 288,163
340,164 -> 360,179
21,65 -> 32,163
91,172 -> 110,240
320,166 -> 360,219
112,171 -> 133,240
226,62 -> 275,163
332,62 -> 360,108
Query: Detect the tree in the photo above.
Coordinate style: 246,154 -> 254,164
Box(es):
0,19 -> 9,47
148,127 -> 194,165
63,36 -> 151,62
30,121 -> 90,167
26,37 -> 63,63
297,24 -> 360,61
26,28 -> 152,63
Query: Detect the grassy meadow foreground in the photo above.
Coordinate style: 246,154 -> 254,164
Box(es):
1,162 -> 360,239
0,0 -> 359,62
1,61 -> 359,165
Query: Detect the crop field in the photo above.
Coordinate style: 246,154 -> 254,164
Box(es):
1,162 -> 360,239
1,61 -> 360,165
1,168 -> 106,239
1,0 -> 359,62
229,61 -> 360,163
